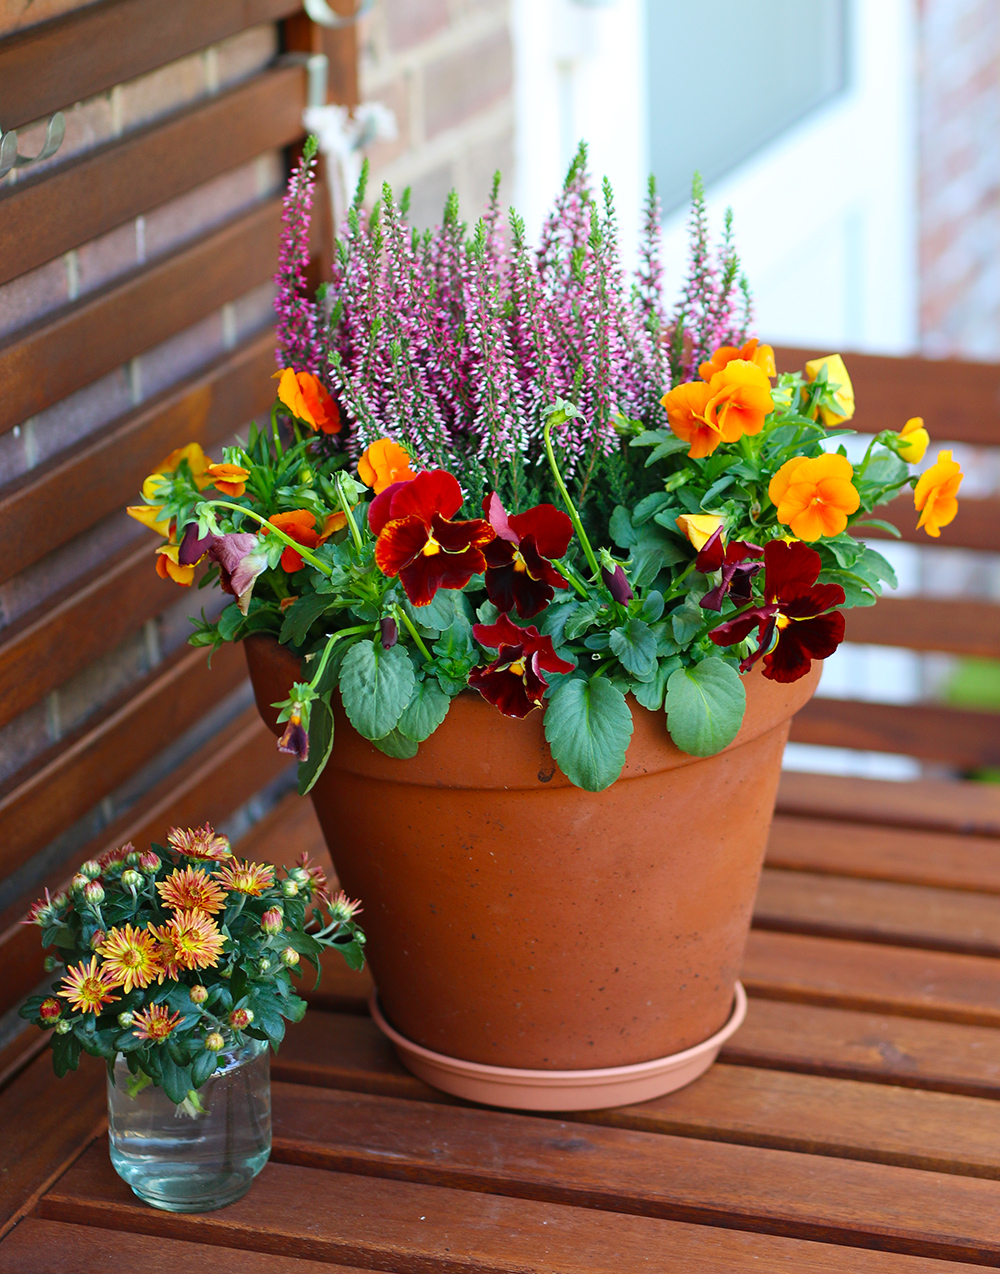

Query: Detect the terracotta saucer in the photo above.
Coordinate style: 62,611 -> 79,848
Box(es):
368,982 -> 747,1111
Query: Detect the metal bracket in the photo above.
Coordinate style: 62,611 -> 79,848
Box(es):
0,112 -> 66,179
303,0 -> 374,28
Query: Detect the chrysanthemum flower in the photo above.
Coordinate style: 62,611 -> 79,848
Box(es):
216,859 -> 275,897
132,1003 -> 183,1041
148,923 -> 182,981
59,957 -> 120,1015
157,867 -> 227,915
167,824 -> 232,863
97,924 -> 162,993
166,910 -> 226,971
99,843 -> 133,871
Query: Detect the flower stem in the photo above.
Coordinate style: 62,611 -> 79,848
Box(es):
393,604 -> 433,662
207,501 -> 333,576
307,624 -> 371,690
543,412 -> 602,581
335,473 -> 364,551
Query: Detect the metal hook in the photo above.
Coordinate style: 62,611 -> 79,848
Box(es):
303,0 -> 374,28
0,112 -> 66,179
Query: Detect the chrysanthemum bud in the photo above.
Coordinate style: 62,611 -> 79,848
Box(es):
281,879 -> 299,898
71,874 -> 89,894
126,851 -> 140,867
189,984 -> 208,1005
138,851 -> 161,873
204,1032 -> 225,1052
380,616 -> 398,649
80,860 -> 101,880
261,907 -> 283,935
117,1010 -> 134,1027
51,892 -> 68,910
89,929 -> 106,951
55,1019 -> 73,1035
121,869 -> 143,890
43,955 -> 62,973
39,997 -> 61,1023
289,867 -> 310,886
281,946 -> 300,967
258,957 -> 271,973
83,880 -> 105,905
228,1008 -> 253,1030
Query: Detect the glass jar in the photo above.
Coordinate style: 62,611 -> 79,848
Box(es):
107,1038 -> 271,1212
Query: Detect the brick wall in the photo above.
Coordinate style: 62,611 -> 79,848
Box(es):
355,0 -> 514,228
918,0 -> 1000,359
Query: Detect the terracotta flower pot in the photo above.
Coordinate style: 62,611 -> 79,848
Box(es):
244,633 -> 818,1105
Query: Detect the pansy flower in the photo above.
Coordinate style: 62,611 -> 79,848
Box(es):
699,337 -> 776,382
126,443 -> 213,536
470,613 -> 574,718
481,493 -> 573,618
266,510 -> 321,572
768,453 -> 860,541
914,450 -> 963,538
274,369 -> 341,434
709,539 -> 845,683
695,528 -> 764,611
371,470 -> 495,607
358,438 -> 416,493
208,462 -> 251,497
155,541 -> 195,586
206,532 -> 270,614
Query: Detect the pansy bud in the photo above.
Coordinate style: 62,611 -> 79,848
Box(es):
204,1032 -> 225,1052
601,562 -> 634,605
380,616 -> 398,649
139,851 -> 161,873
897,417 -> 929,464
281,879 -> 299,898
277,714 -> 309,763
281,946 -> 300,967
83,880 -> 105,906
39,997 -> 61,1024
229,1008 -> 254,1030
117,1010 -> 134,1028
80,860 -> 102,880
189,984 -> 209,1005
121,869 -> 143,890
55,1019 -> 73,1035
261,907 -> 284,935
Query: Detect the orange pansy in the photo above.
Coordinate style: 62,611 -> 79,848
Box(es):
699,337 -> 776,382
274,369 -> 341,433
768,453 -> 860,541
703,359 -> 774,440
914,449 -> 963,538
675,513 -> 723,551
267,509 -> 321,572
660,380 -> 719,458
358,438 -> 417,493
208,462 -> 251,497
897,417 -> 930,465
155,542 -> 195,586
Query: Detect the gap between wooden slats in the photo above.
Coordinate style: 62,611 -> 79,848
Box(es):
0,64 -> 305,285
0,705 -> 288,1015
0,331 -> 276,583
0,0 -> 301,131
0,642 -> 247,880
774,345 -> 1000,447
0,199 -> 281,435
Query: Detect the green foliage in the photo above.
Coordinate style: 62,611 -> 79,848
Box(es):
340,639 -> 416,740
544,675 -> 634,791
664,659 -> 746,756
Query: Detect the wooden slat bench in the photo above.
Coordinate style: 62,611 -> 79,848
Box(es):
4,6 -> 1000,1269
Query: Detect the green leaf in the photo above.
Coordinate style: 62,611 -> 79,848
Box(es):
398,677 -> 450,742
403,589 -> 460,632
632,491 -> 675,526
158,1052 -> 194,1105
665,659 -> 746,757
217,603 -> 247,642
191,1049 -> 219,1088
609,506 -> 638,548
670,594 -> 706,645
633,655 -> 681,711
339,639 -> 415,740
630,524 -> 687,589
564,598 -> 602,640
609,618 -> 657,681
279,592 -> 336,647
51,1030 -> 81,1078
640,590 -> 665,623
297,694 -> 334,796
370,728 -> 420,758
544,675 -> 634,792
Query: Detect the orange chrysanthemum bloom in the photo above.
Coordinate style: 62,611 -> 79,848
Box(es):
914,449 -> 963,538
216,858 -> 275,897
97,924 -> 162,993
157,867 -> 227,915
148,922 -> 182,982
699,337 -> 776,382
165,909 -> 226,971
274,368 -> 341,433
703,360 -> 774,441
208,462 -> 251,497
357,438 -> 417,494
768,453 -> 861,541
132,1003 -> 183,1041
155,542 -> 195,587
59,957 -> 120,1015
660,381 -> 719,459
167,824 -> 232,863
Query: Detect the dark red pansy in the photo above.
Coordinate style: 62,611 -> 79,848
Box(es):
708,539 -> 846,683
697,529 -> 764,611
178,522 -> 214,566
277,718 -> 309,762
481,493 -> 573,618
601,562 -> 634,605
469,613 -> 574,718
373,469 -> 495,607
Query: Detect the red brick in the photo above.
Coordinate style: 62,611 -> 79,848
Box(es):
27,368 -> 133,467
56,631 -> 151,737
0,257 -> 69,340
136,311 -> 225,401
232,280 -> 277,344
142,163 -> 266,259
361,75 -> 411,171
76,221 -> 140,295
14,95 -> 115,178
215,23 -> 279,88
384,0 -> 449,51
464,124 -> 514,212
117,52 -> 206,131
423,27 -> 512,137
0,702 -> 52,786
404,162 -> 456,230
0,428 -> 29,488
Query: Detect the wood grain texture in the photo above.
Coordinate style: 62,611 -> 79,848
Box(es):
0,642 -> 247,879
845,595 -> 1000,658
858,491 -> 999,552
0,0 -> 299,131
0,199 -> 280,434
0,64 -> 305,284
791,697 -> 1000,769
768,813 -> 1000,891
0,331 -> 276,583
41,1145 -> 986,1274
776,770 -> 1000,837
773,345 -> 1000,447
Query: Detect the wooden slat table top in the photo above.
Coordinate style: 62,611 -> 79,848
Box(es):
7,778 -> 1000,1271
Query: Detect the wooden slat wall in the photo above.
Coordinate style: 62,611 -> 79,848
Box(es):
0,0 -> 356,1060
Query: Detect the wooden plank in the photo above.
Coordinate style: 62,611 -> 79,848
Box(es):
0,0 -> 300,131
724,997 -> 1000,1099
0,331 -> 276,583
845,595 -> 1000,658
859,491 -> 999,552
0,1052 -> 104,1239
790,697 -> 1000,770
774,345 -> 1000,448
41,1145 -> 986,1274
0,541 -> 166,730
0,199 -> 281,435
0,704 -> 288,1016
0,641 -> 247,879
755,868 -> 1000,956
743,929 -> 1000,1027
0,1219 -> 360,1274
0,64 -> 305,285
0,1 -> 98,38
768,814 -> 1000,892
776,770 -> 1000,838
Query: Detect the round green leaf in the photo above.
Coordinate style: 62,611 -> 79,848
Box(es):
339,639 -> 415,740
664,658 -> 746,757
544,675 -> 634,792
